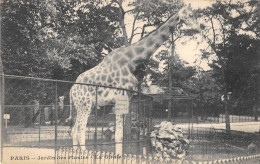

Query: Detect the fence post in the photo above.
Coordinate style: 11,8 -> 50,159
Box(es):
101,106 -> 106,151
0,74 -> 4,162
122,114 -> 125,155
55,81 -> 58,149
189,98 -> 191,138
55,81 -> 58,164
149,99 -> 153,155
39,105 -> 41,145
94,86 -> 98,152
137,92 -> 141,155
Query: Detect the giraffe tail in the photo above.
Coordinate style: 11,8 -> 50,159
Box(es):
65,89 -> 73,125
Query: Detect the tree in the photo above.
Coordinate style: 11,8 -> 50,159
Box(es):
149,50 -> 196,90
1,0 -> 123,125
2,0 -> 123,78
196,0 -> 259,130
191,70 -> 223,117
146,45 -> 197,119
127,0 -> 184,42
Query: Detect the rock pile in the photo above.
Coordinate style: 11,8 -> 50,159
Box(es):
150,121 -> 189,159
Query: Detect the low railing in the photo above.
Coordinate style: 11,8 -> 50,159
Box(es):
56,148 -> 260,164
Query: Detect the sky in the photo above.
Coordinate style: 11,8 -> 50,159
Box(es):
123,0 -> 215,71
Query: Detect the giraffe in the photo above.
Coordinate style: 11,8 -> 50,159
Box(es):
67,4 -> 200,150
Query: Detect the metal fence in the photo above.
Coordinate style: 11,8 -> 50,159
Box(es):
1,74 -> 153,154
55,128 -> 260,162
186,128 -> 260,161
151,111 -> 259,125
56,148 -> 260,164
1,74 -> 260,163
195,114 -> 259,123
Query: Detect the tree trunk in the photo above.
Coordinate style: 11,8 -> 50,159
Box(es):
118,0 -> 129,46
168,33 -> 175,121
167,72 -> 172,121
117,0 -> 132,141
224,93 -> 231,133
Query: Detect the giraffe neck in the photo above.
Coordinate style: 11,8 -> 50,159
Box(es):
126,12 -> 181,72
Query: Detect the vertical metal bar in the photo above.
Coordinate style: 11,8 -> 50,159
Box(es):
137,93 -> 140,124
55,83 -> 58,144
191,98 -> 194,139
0,14 -> 4,161
188,98 -> 191,138
0,74 -> 5,161
39,105 -> 41,145
94,86 -> 98,151
218,111 -> 220,123
122,114 -> 125,155
148,99 -> 153,155
5,119 -> 7,129
137,92 -> 141,155
101,106 -> 106,151
147,101 -> 150,134
144,103 -> 147,156
55,81 -> 58,164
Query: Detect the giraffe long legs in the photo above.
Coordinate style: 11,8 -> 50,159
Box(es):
78,115 -> 89,150
71,122 -> 79,149
72,102 -> 92,150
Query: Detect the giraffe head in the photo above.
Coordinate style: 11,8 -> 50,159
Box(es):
178,4 -> 200,32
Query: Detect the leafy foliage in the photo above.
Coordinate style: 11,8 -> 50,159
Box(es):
1,0 -> 124,122
191,70 -> 223,116
127,0 -> 184,41
1,0 -> 123,80
147,49 -> 196,94
197,0 -> 259,115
